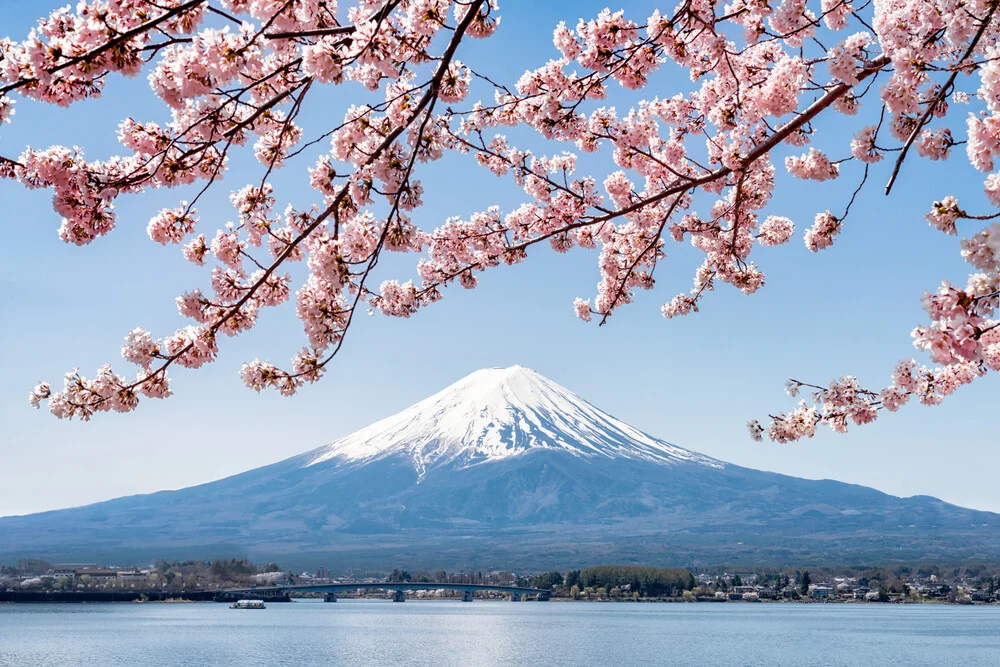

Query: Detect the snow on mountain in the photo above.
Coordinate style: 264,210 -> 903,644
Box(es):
305,365 -> 722,476
4,365 -> 1000,568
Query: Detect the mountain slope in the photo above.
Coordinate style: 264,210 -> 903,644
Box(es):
2,366 -> 998,569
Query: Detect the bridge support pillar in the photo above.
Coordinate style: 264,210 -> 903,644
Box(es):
510,593 -> 521,602
461,590 -> 474,602
537,592 -> 550,601
324,593 -> 337,602
392,590 -> 406,602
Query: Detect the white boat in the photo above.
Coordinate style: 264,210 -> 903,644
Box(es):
230,599 -> 266,609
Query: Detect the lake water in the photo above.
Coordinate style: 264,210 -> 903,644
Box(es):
1,599 -> 998,666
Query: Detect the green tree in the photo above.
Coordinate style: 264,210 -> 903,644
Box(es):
799,571 -> 812,595
579,565 -> 694,598
531,572 -> 564,590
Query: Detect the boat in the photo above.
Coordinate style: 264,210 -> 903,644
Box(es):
230,599 -> 266,609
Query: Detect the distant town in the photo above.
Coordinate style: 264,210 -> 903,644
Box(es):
2,559 -> 999,605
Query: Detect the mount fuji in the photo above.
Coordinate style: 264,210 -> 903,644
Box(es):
2,366 -> 998,569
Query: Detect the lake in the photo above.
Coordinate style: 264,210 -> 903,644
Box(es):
1,599 -> 998,666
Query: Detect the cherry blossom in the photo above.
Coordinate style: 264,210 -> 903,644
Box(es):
0,0 -> 995,443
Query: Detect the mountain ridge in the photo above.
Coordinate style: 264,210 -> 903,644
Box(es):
2,366 -> 998,569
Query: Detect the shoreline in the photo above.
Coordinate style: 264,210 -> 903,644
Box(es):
1,590 -> 995,606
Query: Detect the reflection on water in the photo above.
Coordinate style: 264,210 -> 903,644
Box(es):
1,599 -> 998,666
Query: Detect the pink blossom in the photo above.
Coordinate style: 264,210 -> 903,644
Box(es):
121,328 -> 159,368
148,205 -> 197,244
804,212 -> 841,252
821,0 -> 854,30
0,95 -> 13,124
850,125 -> 884,163
759,216 -> 795,247
916,128 -> 953,160
925,197 -> 962,235
182,235 -> 208,265
28,382 -> 50,409
827,33 -> 872,85
438,61 -> 471,103
985,173 -> 1000,207
786,148 -> 839,182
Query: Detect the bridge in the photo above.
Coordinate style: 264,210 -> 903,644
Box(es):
220,581 -> 551,602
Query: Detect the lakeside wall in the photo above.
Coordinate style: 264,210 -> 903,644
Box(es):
0,590 -> 291,603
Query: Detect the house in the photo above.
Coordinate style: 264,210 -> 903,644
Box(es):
757,587 -> 778,599
921,585 -> 949,598
852,586 -> 870,599
811,586 -> 834,598
781,586 -> 799,599
116,570 -> 147,580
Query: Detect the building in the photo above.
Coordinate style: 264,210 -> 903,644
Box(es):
853,586 -> 871,600
811,586 -> 834,598
316,567 -> 330,579
116,570 -> 148,580
74,568 -> 118,580
920,584 -> 949,598
757,587 -> 778,599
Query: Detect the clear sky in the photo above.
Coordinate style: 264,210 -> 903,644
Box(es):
1,1 -> 997,517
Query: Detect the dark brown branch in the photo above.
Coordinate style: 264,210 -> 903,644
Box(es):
265,26 -> 356,40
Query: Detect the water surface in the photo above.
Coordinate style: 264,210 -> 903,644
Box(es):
1,599 -> 998,666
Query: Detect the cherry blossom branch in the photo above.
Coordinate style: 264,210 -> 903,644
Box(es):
28,0 -> 487,415
0,0 -> 206,96
884,4 -> 997,195
7,0 -> 998,437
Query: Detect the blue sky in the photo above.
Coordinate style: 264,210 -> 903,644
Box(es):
1,1 -> 997,517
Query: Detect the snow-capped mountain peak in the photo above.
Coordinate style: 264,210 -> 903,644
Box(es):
305,365 -> 721,476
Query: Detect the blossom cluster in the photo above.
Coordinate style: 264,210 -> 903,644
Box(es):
1,0 -> 997,437
758,220 -> 999,441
